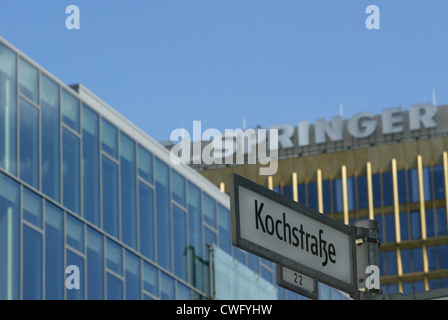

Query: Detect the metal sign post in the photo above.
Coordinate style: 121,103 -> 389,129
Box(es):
230,173 -> 381,300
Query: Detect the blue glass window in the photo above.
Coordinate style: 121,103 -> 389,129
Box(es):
101,118 -> 117,158
384,214 -> 395,243
161,273 -> 175,300
62,89 -> 80,132
439,245 -> 448,269
63,129 -> 80,215
23,187 -> 42,228
372,173 -> 382,207
0,43 -> 17,175
66,213 -> 84,252
0,173 -> 20,300
143,261 -> 158,297
82,105 -> 100,226
382,172 -> 393,207
357,175 -> 368,210
188,182 -> 203,290
203,192 -> 216,228
138,145 -> 153,184
155,158 -> 171,270
87,227 -> 104,300
437,207 -> 447,236
426,208 -> 435,238
66,250 -> 84,300
410,211 -> 421,239
120,132 -> 137,249
41,74 -> 60,202
283,185 -> 292,199
408,168 -> 419,203
107,273 -> 123,300
173,205 -> 187,281
332,179 -> 342,212
386,250 -> 397,275
102,155 -> 119,238
322,180 -> 331,213
427,246 -> 438,271
433,165 -> 445,200
218,204 -> 231,253
308,181 -> 318,211
23,225 -> 42,300
422,167 -> 432,201
45,201 -> 64,300
397,170 -> 408,204
19,57 -> 38,103
346,176 -> 356,211
172,170 -> 186,206
106,238 -> 122,275
139,181 -> 155,261
20,98 -> 39,189
177,282 -> 191,300
400,212 -> 409,241
412,248 -> 423,272
297,183 -> 306,206
125,250 -> 141,300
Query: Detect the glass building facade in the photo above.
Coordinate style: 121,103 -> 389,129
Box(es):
0,37 -> 287,300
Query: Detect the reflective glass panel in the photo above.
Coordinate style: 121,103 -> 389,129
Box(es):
23,225 -> 42,300
102,155 -> 119,238
155,158 -> 170,270
107,273 -> 123,300
139,181 -> 154,261
143,261 -> 158,296
188,182 -> 202,290
19,57 -> 38,103
173,205 -> 187,281
101,118 -> 117,158
66,250 -> 84,300
138,145 -> 153,184
382,172 -> 393,207
106,238 -> 122,275
172,170 -> 186,206
203,192 -> 216,228
357,175 -> 368,210
66,213 -> 84,252
23,187 -> 42,228
161,273 -> 175,300
434,165 -> 445,200
218,204 -> 231,253
87,227 -> 104,300
63,129 -> 80,214
125,250 -> 141,300
62,89 -> 80,132
19,98 -> 39,189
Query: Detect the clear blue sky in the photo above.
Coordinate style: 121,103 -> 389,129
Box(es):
1,1 -> 447,142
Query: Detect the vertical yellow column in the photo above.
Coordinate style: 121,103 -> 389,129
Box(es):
417,155 -> 429,291
317,169 -> 323,214
342,165 -> 349,225
268,175 -> 274,190
292,172 -> 298,202
219,182 -> 225,193
366,162 -> 374,220
391,159 -> 401,243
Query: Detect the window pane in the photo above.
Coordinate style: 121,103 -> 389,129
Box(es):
397,170 -> 408,204
0,43 -> 17,175
23,225 -> 42,300
66,213 -> 84,252
19,98 -> 39,189
427,246 -> 438,271
172,170 -> 186,206
41,74 -> 60,202
23,187 -> 42,228
63,129 -> 80,214
297,183 -> 306,206
66,250 -> 84,300
386,250 -> 397,275
143,261 -> 158,296
434,165 -> 445,200
139,182 -> 154,261
382,172 -> 393,207
408,168 -> 419,203
332,179 -> 342,212
177,282 -> 191,300
400,212 -> 409,241
188,182 -> 202,290
437,207 -> 447,236
203,192 -> 216,228
102,155 -> 119,238
173,205 -> 187,281
283,185 -> 292,199
155,158 -> 170,270
82,105 -> 100,226
0,173 -> 20,300
439,245 -> 448,269
138,145 -> 153,184
87,227 -> 104,300
422,167 -> 432,201
62,89 -> 79,132
410,211 -> 421,239
107,273 -> 123,300
357,175 -> 368,210
161,273 -> 175,300
19,57 -> 38,103
412,248 -> 423,272
120,132 -> 137,249
372,173 -> 382,207
347,176 -> 356,211
426,208 -> 435,238
218,204 -> 231,254
125,250 -> 141,300
45,202 -> 64,299
384,214 -> 395,243
322,180 -> 331,213
101,118 -> 117,158
106,238 -> 122,275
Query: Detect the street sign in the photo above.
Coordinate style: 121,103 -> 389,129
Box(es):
230,173 -> 359,296
277,264 -> 318,300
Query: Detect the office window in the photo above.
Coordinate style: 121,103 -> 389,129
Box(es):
427,245 -> 438,271
62,89 -> 79,132
87,227 -> 104,300
125,250 -> 141,300
19,57 -> 38,103
357,175 -> 368,210
283,185 -> 292,199
408,168 -> 419,203
439,245 -> 448,269
103,155 -> 119,238
101,118 -> 117,159
372,173 -> 382,207
413,248 -> 424,273
346,176 -> 356,211
410,211 -> 421,239
422,167 -> 432,201
139,181 -> 155,261
66,250 -> 84,300
66,213 -> 84,253
433,165 -> 445,200
143,261 -> 158,297
177,282 -> 191,300
63,129 -> 80,215
41,74 -> 60,201
0,43 -> 17,175
155,158 -> 171,271
45,201 -> 64,300
332,179 -> 342,213
82,105 -> 100,226
19,98 -> 39,189
107,273 -> 123,300
322,180 -> 331,213
203,192 -> 217,228
385,250 -> 397,275
161,273 -> 175,300
22,224 -> 42,300
397,170 -> 408,204
400,212 -> 409,241
23,187 -> 42,228
0,173 -> 20,300
382,172 -> 393,207
188,182 -> 203,290
437,207 -> 447,236
173,205 -> 187,281
308,181 -> 318,211
218,204 -> 231,254
106,238 -> 122,276
138,145 -> 153,184
172,170 -> 186,207
384,214 -> 395,243
120,132 -> 137,249
298,183 -> 306,206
